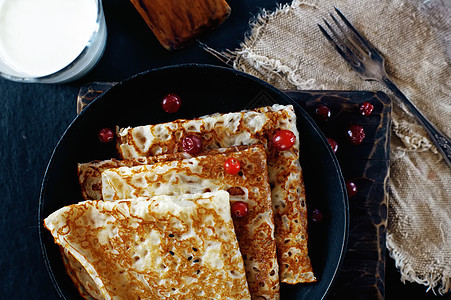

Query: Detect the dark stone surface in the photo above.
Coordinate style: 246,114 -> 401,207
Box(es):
0,0 -> 444,299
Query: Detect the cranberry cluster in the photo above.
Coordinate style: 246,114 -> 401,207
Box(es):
310,100 -> 375,223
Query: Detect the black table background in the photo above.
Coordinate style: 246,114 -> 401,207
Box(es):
0,0 -> 445,299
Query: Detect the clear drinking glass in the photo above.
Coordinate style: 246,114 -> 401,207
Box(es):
0,0 -> 107,84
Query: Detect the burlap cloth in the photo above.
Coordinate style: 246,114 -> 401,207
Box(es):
223,0 -> 451,294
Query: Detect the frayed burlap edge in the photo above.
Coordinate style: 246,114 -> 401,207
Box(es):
387,234 -> 450,295
236,0 -> 323,90
392,118 -> 439,155
202,0 -> 324,90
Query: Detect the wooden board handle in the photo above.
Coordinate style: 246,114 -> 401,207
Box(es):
130,0 -> 231,50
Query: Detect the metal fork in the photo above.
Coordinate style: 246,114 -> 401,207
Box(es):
318,7 -> 451,167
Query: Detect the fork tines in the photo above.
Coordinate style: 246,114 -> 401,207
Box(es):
318,7 -> 382,70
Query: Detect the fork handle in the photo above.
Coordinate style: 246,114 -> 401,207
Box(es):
382,76 -> 451,168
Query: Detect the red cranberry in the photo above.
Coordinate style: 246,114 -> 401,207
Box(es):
231,201 -> 248,218
98,128 -> 114,143
360,102 -> 374,116
346,180 -> 358,197
224,157 -> 241,175
182,135 -> 202,154
315,104 -> 331,121
347,125 -> 365,145
311,209 -> 323,223
272,130 -> 296,151
161,93 -> 181,113
327,138 -> 338,153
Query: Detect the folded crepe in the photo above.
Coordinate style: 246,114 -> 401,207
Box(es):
60,248 -> 101,300
115,104 -> 315,284
101,144 -> 280,300
44,191 -> 251,300
78,146 -> 250,201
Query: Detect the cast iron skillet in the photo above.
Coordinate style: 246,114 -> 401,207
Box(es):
39,64 -> 348,299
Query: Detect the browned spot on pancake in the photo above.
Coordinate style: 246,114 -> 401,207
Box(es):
226,187 -> 245,196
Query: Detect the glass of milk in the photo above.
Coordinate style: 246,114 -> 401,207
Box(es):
0,0 -> 107,83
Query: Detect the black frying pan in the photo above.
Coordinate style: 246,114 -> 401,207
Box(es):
39,64 -> 348,299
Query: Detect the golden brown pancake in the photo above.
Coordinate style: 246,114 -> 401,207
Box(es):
44,191 -> 251,299
60,247 -> 101,300
101,144 -> 280,299
115,104 -> 316,284
78,153 -> 191,200
78,146 -> 248,201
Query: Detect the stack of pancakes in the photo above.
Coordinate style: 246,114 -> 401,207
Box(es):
44,104 -> 315,300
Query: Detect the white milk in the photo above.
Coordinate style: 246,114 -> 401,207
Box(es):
0,0 -> 99,77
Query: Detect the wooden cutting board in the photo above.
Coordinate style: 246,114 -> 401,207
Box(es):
77,85 -> 391,299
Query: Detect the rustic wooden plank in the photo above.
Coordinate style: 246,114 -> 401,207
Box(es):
76,82 -> 117,114
285,90 -> 391,300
